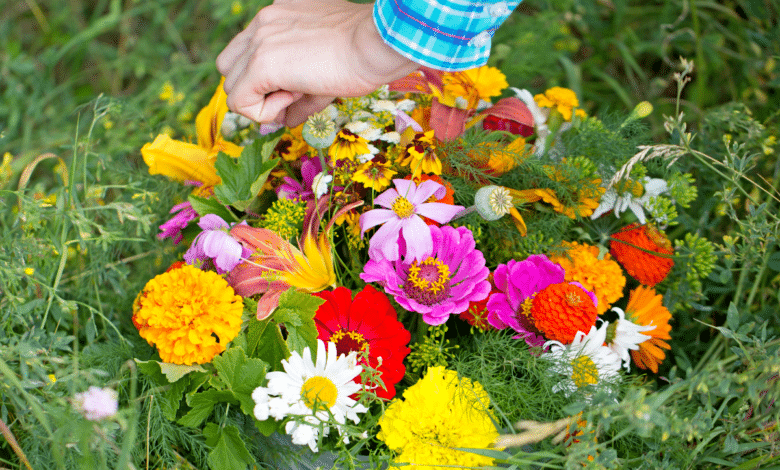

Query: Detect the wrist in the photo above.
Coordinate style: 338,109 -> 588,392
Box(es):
354,3 -> 419,87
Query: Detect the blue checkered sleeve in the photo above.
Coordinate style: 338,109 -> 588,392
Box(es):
373,0 -> 521,71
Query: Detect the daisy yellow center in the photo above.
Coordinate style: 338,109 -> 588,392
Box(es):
614,179 -> 644,197
404,257 -> 452,306
301,376 -> 338,410
392,197 -> 415,219
330,329 -> 368,356
571,355 -> 599,388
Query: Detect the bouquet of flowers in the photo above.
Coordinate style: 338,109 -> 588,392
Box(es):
132,63 -> 720,468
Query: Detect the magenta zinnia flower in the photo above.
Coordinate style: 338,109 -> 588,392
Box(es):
361,225 -> 490,325
359,179 -> 463,262
486,254 -> 566,347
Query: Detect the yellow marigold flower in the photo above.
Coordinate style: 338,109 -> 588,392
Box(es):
549,242 -> 626,314
378,366 -> 499,470
400,130 -> 441,178
353,159 -> 396,191
132,265 -> 244,365
534,87 -> 581,121
328,129 -> 370,164
462,65 -> 509,100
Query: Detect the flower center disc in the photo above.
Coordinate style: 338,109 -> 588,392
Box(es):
404,257 -> 451,306
301,376 -> 338,410
330,330 -> 368,357
571,355 -> 599,388
391,196 -> 415,219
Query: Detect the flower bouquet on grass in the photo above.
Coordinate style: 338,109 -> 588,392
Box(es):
129,62 -> 775,469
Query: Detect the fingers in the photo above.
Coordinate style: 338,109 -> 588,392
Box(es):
284,95 -> 336,127
237,90 -> 304,124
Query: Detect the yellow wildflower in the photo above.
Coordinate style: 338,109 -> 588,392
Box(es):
353,159 -> 396,191
400,130 -> 441,178
328,129 -> 370,165
534,87 -> 582,121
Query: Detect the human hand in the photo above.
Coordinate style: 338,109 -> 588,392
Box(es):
216,0 -> 419,127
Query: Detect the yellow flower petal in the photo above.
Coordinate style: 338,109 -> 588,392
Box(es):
141,134 -> 221,186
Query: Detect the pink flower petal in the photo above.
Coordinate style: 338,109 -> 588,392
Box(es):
360,209 -> 395,236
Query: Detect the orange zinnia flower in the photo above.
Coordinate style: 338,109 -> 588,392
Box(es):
624,286 -> 672,373
610,223 -> 674,286
530,282 -> 599,344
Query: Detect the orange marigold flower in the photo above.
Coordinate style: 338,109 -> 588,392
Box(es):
624,286 -> 672,373
610,223 -> 674,287
549,242 -> 625,314
132,265 -> 244,365
530,283 -> 598,344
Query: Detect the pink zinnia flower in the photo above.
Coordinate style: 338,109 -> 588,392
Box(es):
361,225 -> 490,325
359,179 -> 463,262
486,254 -> 566,347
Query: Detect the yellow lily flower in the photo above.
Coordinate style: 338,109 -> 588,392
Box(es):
141,77 -> 243,186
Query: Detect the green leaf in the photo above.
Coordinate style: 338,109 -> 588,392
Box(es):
213,132 -> 283,211
273,288 -> 324,355
212,348 -> 268,415
204,423 -> 254,470
726,302 -> 740,332
160,375 -> 190,421
188,194 -> 236,222
254,322 -> 290,372
246,309 -> 270,358
135,360 -> 207,383
254,417 -> 280,437
178,390 -> 237,428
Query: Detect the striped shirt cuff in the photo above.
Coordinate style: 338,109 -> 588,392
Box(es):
373,0 -> 520,72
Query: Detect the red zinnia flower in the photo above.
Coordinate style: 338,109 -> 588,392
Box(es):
313,285 -> 411,399
610,223 -> 674,286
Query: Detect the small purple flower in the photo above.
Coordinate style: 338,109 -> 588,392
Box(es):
276,155 -> 322,202
359,179 -> 463,262
184,214 -> 249,274
158,201 -> 198,244
486,255 -> 566,347
361,225 -> 490,325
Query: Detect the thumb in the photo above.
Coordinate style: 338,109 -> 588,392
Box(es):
284,95 -> 336,127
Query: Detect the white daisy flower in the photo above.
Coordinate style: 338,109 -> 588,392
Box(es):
379,131 -> 401,144
590,177 -> 669,224
252,340 -> 367,452
356,143 -> 380,164
602,307 -> 654,371
345,121 -> 382,142
312,172 -> 333,199
542,324 -> 622,397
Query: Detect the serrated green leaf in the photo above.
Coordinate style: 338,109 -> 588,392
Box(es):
135,359 -> 164,381
246,312 -> 271,358
212,348 -> 268,415
160,375 -> 190,421
160,362 -> 207,383
188,194 -> 236,222
273,288 -> 324,355
178,390 -> 237,428
205,424 -> 254,470
213,133 -> 282,211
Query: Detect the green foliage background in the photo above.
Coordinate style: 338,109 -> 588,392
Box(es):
1,0 -> 779,469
